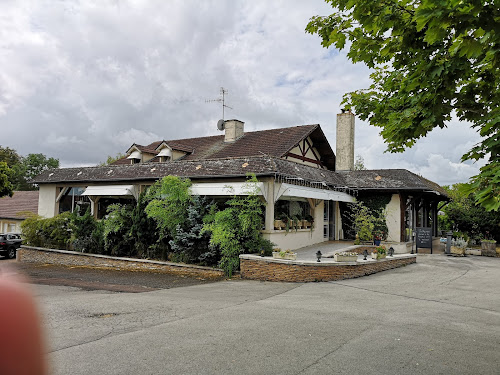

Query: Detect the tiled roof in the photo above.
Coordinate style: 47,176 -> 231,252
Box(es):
33,157 -> 327,184
112,124 -> 336,168
0,191 -> 39,220
338,169 -> 448,196
31,158 -> 446,199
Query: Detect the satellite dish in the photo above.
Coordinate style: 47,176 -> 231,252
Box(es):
217,119 -> 225,131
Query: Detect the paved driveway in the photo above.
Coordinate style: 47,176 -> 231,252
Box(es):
12,255 -> 500,374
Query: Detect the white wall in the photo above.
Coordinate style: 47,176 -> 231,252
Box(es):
38,184 -> 58,218
263,200 -> 325,250
385,194 -> 401,242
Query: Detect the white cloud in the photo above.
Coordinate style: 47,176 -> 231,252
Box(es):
0,0 -> 485,186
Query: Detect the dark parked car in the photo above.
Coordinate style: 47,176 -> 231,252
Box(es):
0,233 -> 22,259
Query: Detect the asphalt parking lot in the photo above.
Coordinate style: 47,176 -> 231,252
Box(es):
3,255 -> 500,374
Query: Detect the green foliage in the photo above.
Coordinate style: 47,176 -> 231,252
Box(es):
359,193 -> 391,238
98,153 -> 126,166
350,202 -> 375,241
203,175 -> 274,276
354,155 -> 366,170
70,207 -> 104,253
129,192 -> 167,260
439,183 -> 500,243
0,146 -> 59,191
169,196 -> 219,265
146,176 -> 193,239
102,203 -> 134,256
21,212 -> 72,249
0,146 -> 21,167
0,162 -> 14,198
307,0 -> 500,211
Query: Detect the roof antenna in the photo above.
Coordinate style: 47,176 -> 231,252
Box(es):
206,87 -> 233,130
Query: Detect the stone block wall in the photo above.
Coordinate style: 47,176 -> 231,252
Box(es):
240,255 -> 416,282
18,246 -> 224,279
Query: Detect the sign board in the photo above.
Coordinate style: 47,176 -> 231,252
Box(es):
416,227 -> 432,248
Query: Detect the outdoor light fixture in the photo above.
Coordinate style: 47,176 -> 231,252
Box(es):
388,247 -> 395,257
316,251 -> 322,262
363,250 -> 368,260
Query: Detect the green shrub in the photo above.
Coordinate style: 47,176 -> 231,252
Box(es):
170,196 -> 219,265
103,203 -> 134,256
203,175 -> 274,276
70,207 -> 104,253
21,212 -> 72,249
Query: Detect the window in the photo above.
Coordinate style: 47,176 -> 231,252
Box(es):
275,199 -> 312,222
58,187 -> 91,214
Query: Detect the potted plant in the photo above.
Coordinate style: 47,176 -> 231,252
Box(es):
302,214 -> 314,230
480,238 -> 497,257
450,237 -> 467,256
373,230 -> 383,246
372,245 -> 387,260
334,251 -> 358,262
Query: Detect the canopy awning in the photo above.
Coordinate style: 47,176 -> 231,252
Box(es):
274,183 -> 355,203
82,185 -> 139,200
190,182 -> 266,201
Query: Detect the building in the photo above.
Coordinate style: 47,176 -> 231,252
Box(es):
0,190 -> 39,233
32,111 -> 447,251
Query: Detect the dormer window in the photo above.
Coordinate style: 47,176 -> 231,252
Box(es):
157,148 -> 172,163
127,150 -> 141,164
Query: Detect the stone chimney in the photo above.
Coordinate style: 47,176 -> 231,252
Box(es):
336,109 -> 355,171
224,119 -> 244,143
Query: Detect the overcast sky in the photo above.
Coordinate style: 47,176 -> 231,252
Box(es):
0,0 -> 486,186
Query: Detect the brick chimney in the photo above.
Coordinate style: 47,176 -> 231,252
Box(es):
336,109 -> 355,171
224,119 -> 244,143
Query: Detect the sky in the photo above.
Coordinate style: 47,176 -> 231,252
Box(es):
0,0 -> 486,186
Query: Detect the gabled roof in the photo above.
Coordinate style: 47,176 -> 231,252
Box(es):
338,169 -> 448,197
0,191 -> 39,220
113,124 -> 336,169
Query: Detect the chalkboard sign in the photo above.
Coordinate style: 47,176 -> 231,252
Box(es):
416,227 -> 432,248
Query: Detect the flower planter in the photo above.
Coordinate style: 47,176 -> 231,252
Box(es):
371,253 -> 386,260
450,246 -> 465,256
302,220 -> 312,229
481,241 -> 497,257
272,252 -> 297,260
373,239 -> 381,246
334,254 -> 358,262
274,220 -> 285,230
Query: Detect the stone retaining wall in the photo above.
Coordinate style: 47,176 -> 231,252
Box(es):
19,246 -> 225,279
240,254 -> 416,282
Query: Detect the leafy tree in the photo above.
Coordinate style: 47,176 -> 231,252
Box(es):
0,146 -> 22,167
307,0 -> 499,211
439,183 -> 500,242
0,162 -> 14,197
354,155 -> 366,170
14,153 -> 59,190
0,147 -> 59,191
98,153 -> 126,166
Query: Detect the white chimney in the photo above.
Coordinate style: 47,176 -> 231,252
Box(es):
224,119 -> 244,143
336,109 -> 355,171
